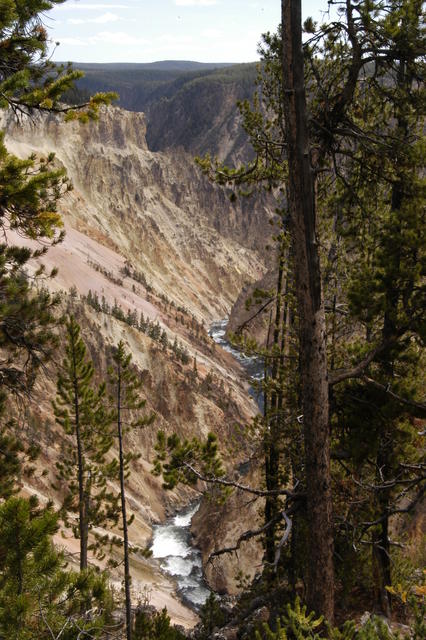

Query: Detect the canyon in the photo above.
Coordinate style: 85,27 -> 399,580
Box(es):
2,86 -> 272,626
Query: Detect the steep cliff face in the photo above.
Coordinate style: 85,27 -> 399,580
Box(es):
72,62 -> 258,165
22,299 -> 256,627
4,107 -> 268,320
3,105 -> 269,624
227,267 -> 278,347
146,75 -> 255,165
192,465 -> 264,595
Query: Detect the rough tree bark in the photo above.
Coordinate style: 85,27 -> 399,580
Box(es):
281,0 -> 334,622
116,360 -> 132,640
72,347 -> 88,572
265,241 -> 286,565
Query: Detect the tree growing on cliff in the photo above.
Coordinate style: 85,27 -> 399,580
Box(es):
0,1 -> 119,633
0,496 -> 114,638
0,0 -> 116,413
53,316 -> 118,571
108,340 -> 155,640
196,0 -> 425,621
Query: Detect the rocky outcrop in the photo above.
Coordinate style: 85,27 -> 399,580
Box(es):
3,106 -> 269,321
146,74 -> 255,165
192,464 -> 263,595
2,104 -> 271,624
73,62 -> 258,165
226,267 -> 277,347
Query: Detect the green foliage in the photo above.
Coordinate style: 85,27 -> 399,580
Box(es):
318,1 -> 425,609
133,606 -> 186,640
197,0 -> 425,613
0,425 -> 26,499
254,599 -> 424,640
0,2 -> 120,635
0,1 -> 116,120
53,315 -> 119,564
107,338 -> 154,555
107,339 -> 154,638
153,430 -> 226,494
0,131 -> 68,239
0,496 -> 114,639
0,0 -> 116,411
281,598 -> 324,640
83,288 -> 194,363
109,339 -> 154,428
386,580 -> 426,640
0,423 -> 40,500
198,593 -> 226,639
0,130 -> 65,408
354,618 -> 400,640
255,599 -> 324,640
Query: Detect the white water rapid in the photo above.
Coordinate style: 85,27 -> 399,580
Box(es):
151,502 -> 211,609
151,320 -> 263,611
209,319 -> 264,411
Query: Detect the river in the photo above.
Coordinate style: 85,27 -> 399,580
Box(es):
151,502 -> 211,610
151,319 -> 263,610
209,318 -> 264,412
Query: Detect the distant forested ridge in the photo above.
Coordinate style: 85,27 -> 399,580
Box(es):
64,60 -> 259,162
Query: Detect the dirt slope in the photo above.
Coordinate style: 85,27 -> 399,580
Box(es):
2,106 -> 269,625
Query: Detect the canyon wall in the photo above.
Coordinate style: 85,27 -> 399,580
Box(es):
3,104 -> 271,623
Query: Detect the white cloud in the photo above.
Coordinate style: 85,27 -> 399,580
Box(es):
55,30 -> 147,48
158,34 -> 193,44
56,37 -> 88,46
201,28 -> 223,38
90,31 -> 148,45
57,3 -> 129,10
175,0 -> 218,6
68,12 -> 122,24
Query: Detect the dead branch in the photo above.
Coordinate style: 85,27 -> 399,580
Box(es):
273,510 -> 292,572
233,296 -> 276,336
208,516 -> 280,562
329,342 -> 389,386
208,506 -> 296,564
362,376 -> 426,416
182,461 -> 304,499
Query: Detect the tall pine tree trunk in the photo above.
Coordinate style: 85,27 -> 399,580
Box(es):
264,243 -> 286,565
281,0 -> 334,622
373,438 -> 392,618
72,349 -> 88,572
117,362 -> 132,640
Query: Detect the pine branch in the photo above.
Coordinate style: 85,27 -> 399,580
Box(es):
362,376 -> 426,416
181,461 -> 304,499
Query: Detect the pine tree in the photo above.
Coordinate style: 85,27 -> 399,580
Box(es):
0,134 -> 67,409
322,1 -> 425,613
0,1 -> 116,120
196,0 -> 424,620
0,496 -> 114,639
0,3 -> 119,631
0,420 -> 41,501
160,329 -> 169,351
280,0 -> 334,621
0,1 -> 116,410
108,340 -> 155,640
53,316 -> 118,570
0,426 -> 26,500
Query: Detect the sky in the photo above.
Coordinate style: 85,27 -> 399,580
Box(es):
45,0 -> 333,64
